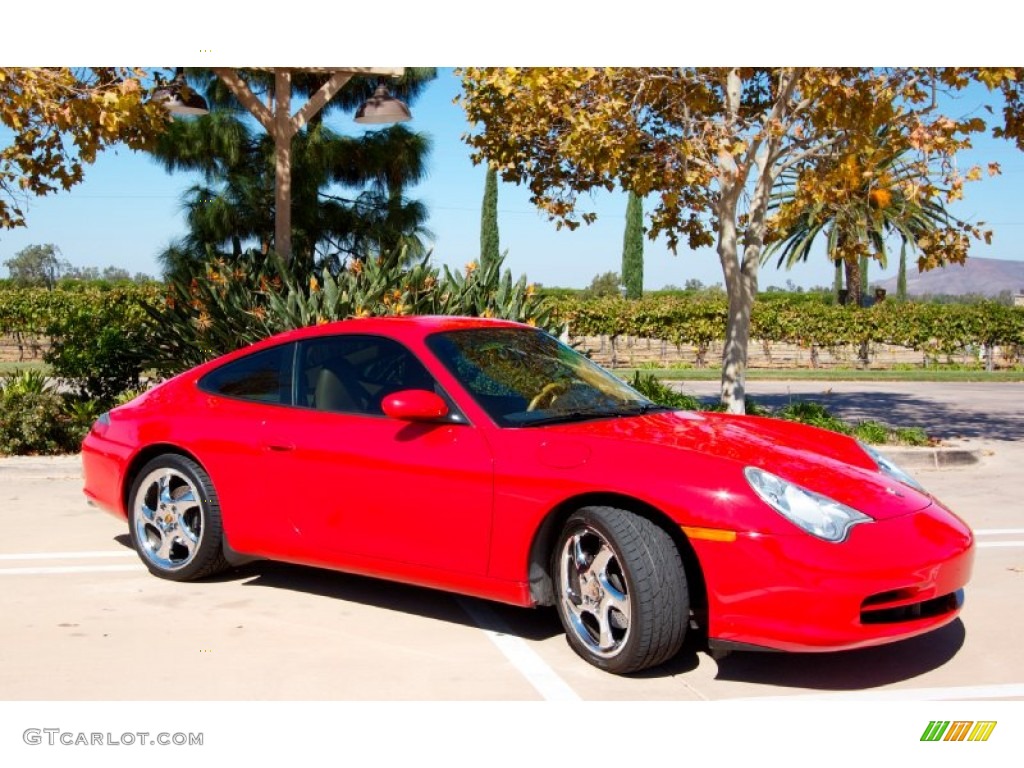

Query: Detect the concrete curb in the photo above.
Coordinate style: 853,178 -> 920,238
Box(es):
877,447 -> 982,469
0,454 -> 82,479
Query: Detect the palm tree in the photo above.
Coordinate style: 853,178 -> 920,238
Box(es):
878,191 -> 969,301
765,130 -> 969,307
152,69 -> 436,278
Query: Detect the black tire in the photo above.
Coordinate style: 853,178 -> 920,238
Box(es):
552,506 -> 688,674
127,454 -> 230,581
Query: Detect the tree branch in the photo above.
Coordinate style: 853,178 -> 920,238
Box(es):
290,71 -> 354,138
212,68 -> 273,131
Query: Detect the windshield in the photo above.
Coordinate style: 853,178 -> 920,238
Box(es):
426,327 -> 662,427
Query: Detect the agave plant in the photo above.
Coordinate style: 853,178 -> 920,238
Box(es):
140,250 -> 282,374
265,248 -> 442,331
142,247 -> 553,377
434,253 -> 553,330
0,367 -> 50,395
0,369 -> 79,455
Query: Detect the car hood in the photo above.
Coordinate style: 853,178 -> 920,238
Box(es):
543,409 -> 933,520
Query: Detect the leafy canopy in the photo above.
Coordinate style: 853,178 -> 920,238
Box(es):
459,67 -> 1024,411
0,68 -> 169,229
152,68 -> 436,277
459,68 -> 1021,255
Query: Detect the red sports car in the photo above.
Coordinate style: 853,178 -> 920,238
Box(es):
82,316 -> 974,674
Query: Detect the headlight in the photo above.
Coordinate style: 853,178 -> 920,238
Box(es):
744,467 -> 871,543
858,441 -> 926,493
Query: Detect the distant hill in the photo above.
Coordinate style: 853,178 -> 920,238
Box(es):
875,256 -> 1024,297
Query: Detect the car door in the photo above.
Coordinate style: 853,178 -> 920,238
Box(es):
190,340 -> 307,555
260,333 -> 495,575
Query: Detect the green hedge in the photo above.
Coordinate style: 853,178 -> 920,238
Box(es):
3,287 -> 1022,367
0,285 -> 161,336
0,285 -> 161,404
549,296 -> 1024,355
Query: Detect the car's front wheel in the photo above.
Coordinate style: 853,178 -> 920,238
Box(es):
553,506 -> 689,674
128,454 -> 230,581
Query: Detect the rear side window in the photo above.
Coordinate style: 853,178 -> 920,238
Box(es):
198,344 -> 292,404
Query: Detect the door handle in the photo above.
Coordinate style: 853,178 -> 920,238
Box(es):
263,443 -> 296,453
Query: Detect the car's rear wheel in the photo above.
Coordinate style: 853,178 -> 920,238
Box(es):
553,506 -> 689,674
128,454 -> 230,581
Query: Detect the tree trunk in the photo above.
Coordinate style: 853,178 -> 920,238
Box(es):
721,272 -> 756,412
844,257 -> 862,308
716,66 -> 789,414
716,178 -> 763,413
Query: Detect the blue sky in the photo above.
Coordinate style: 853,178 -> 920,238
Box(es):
3,68 -> 1024,290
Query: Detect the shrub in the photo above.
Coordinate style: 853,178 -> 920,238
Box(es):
851,420 -> 889,444
775,401 -> 931,446
0,373 -> 80,455
44,286 -> 155,406
775,401 -> 851,434
141,249 -> 553,376
889,426 -> 931,446
1,367 -> 48,394
63,398 -> 104,444
628,372 -> 701,410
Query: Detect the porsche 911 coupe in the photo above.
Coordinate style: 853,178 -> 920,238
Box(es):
82,316 -> 974,674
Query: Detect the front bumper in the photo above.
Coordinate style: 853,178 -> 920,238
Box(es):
692,501 -> 974,652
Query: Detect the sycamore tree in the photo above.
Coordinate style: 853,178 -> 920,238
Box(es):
459,67 -> 1024,412
0,68 -> 169,229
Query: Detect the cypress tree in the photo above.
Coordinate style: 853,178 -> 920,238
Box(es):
621,192 -> 644,299
480,167 -> 500,269
897,243 -> 908,301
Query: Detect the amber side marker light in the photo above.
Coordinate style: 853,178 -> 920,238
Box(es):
681,526 -> 737,543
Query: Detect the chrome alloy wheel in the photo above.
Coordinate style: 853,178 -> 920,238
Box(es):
133,468 -> 205,572
558,526 -> 632,658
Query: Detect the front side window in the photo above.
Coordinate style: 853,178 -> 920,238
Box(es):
426,327 -> 662,427
297,334 -> 445,417
198,344 -> 292,404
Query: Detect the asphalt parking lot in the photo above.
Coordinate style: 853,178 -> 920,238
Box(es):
1,382 -> 1022,701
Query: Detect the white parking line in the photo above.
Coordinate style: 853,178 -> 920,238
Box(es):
0,550 -> 137,561
741,682 -> 1024,701
977,541 -> 1024,549
974,528 -> 1024,536
0,564 -> 145,576
457,598 -> 580,701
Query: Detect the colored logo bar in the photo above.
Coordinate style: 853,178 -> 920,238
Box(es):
921,721 -> 997,742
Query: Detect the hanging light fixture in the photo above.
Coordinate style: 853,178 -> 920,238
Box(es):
153,68 -> 209,117
354,82 -> 411,125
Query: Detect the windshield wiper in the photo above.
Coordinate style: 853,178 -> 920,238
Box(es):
517,409 -> 623,427
617,402 -> 673,415
517,402 -> 670,427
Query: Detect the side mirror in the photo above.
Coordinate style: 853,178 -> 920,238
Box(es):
381,389 -> 449,422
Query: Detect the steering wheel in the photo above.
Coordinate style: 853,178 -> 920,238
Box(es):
527,381 -> 569,411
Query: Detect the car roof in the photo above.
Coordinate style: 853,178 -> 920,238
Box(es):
248,314 -> 534,349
